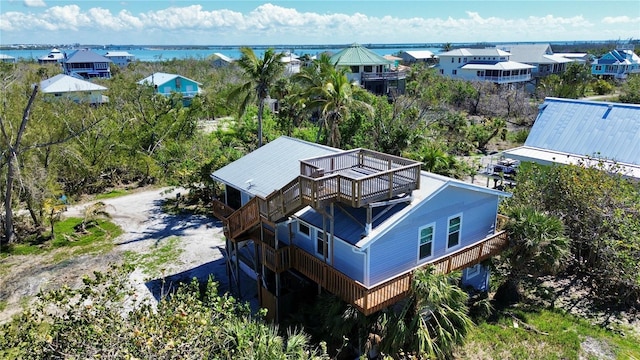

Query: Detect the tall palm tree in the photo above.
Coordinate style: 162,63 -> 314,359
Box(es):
380,267 -> 473,359
495,205 -> 570,304
304,67 -> 373,148
228,47 -> 285,148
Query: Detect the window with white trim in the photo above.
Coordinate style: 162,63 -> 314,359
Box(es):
298,222 -> 310,238
316,230 -> 327,257
466,264 -> 482,278
447,215 -> 461,248
418,224 -> 434,260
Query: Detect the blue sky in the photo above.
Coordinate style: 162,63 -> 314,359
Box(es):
1,0 -> 638,45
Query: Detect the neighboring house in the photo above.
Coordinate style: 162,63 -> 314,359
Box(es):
497,44 -> 573,78
104,51 -> 136,67
38,48 -> 65,64
554,52 -> 590,64
330,43 -> 406,95
281,53 -> 302,76
0,54 -> 17,63
210,136 -> 510,321
383,55 -> 403,70
502,97 -> 640,180
210,52 -> 234,67
137,72 -> 202,99
39,73 -> 109,105
436,48 -> 534,84
62,49 -> 112,79
591,45 -> 640,80
398,50 -> 438,66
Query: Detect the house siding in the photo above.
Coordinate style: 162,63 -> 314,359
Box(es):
291,218 -> 366,282
367,186 -> 498,286
158,77 -> 200,96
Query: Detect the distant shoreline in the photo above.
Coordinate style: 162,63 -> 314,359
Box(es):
0,39 -> 633,52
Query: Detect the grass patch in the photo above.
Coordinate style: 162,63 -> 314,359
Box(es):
123,236 -> 184,278
456,308 -> 640,359
1,218 -> 122,264
95,189 -> 129,200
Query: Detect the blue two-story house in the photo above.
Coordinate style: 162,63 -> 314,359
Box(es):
210,136 -> 510,321
62,49 -> 112,79
591,45 -> 640,80
137,72 -> 202,100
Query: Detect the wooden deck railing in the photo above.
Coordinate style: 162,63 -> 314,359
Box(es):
225,196 -> 261,239
218,149 -> 423,240
211,198 -> 236,221
291,230 -> 509,315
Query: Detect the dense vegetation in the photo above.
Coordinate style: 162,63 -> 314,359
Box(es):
1,47 -> 640,358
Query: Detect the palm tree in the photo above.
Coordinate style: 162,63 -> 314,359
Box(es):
304,67 -> 373,148
228,47 -> 285,148
495,205 -> 570,305
380,267 -> 473,359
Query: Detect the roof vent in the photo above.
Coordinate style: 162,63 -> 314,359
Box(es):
602,104 -> 613,119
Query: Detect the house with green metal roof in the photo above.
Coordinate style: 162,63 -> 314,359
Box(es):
330,43 -> 406,95
210,136 -> 510,321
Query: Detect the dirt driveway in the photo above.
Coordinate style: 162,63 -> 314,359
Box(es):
0,187 -> 257,323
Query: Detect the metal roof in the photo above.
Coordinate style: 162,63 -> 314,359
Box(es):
462,61 -> 535,70
64,49 -> 112,63
439,48 -> 511,57
509,97 -> 640,168
330,43 -> 393,66
401,50 -> 437,59
296,171 -> 510,248
40,74 -> 107,93
104,51 -> 135,57
497,44 -> 572,64
137,72 -> 202,86
210,136 -> 341,198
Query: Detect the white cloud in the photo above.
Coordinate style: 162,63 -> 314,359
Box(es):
602,15 -> 640,24
23,0 -> 46,7
0,3 -> 634,45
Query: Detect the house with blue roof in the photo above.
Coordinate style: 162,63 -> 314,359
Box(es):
62,49 -> 112,79
137,72 -> 202,100
591,45 -> 640,80
210,136 -> 510,321
502,97 -> 640,180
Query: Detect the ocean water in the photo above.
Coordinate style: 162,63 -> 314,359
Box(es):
0,45 -> 442,62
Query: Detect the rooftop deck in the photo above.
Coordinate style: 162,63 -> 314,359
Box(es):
214,149 -> 422,239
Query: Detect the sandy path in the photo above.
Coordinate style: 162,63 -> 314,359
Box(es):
0,187 -> 256,323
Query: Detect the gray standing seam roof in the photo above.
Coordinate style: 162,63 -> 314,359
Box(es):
210,136 -> 341,198
65,50 -> 112,63
525,98 -> 640,166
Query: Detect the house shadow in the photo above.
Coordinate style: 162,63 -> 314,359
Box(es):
144,246 -> 260,313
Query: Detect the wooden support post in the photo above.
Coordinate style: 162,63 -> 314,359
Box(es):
235,241 -> 241,298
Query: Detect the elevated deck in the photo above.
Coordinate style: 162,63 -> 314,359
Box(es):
214,149 -> 422,240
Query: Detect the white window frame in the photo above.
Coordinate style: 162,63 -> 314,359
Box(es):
466,264 -> 482,279
298,221 -> 311,238
447,213 -> 462,249
315,229 -> 329,259
418,223 -> 435,261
